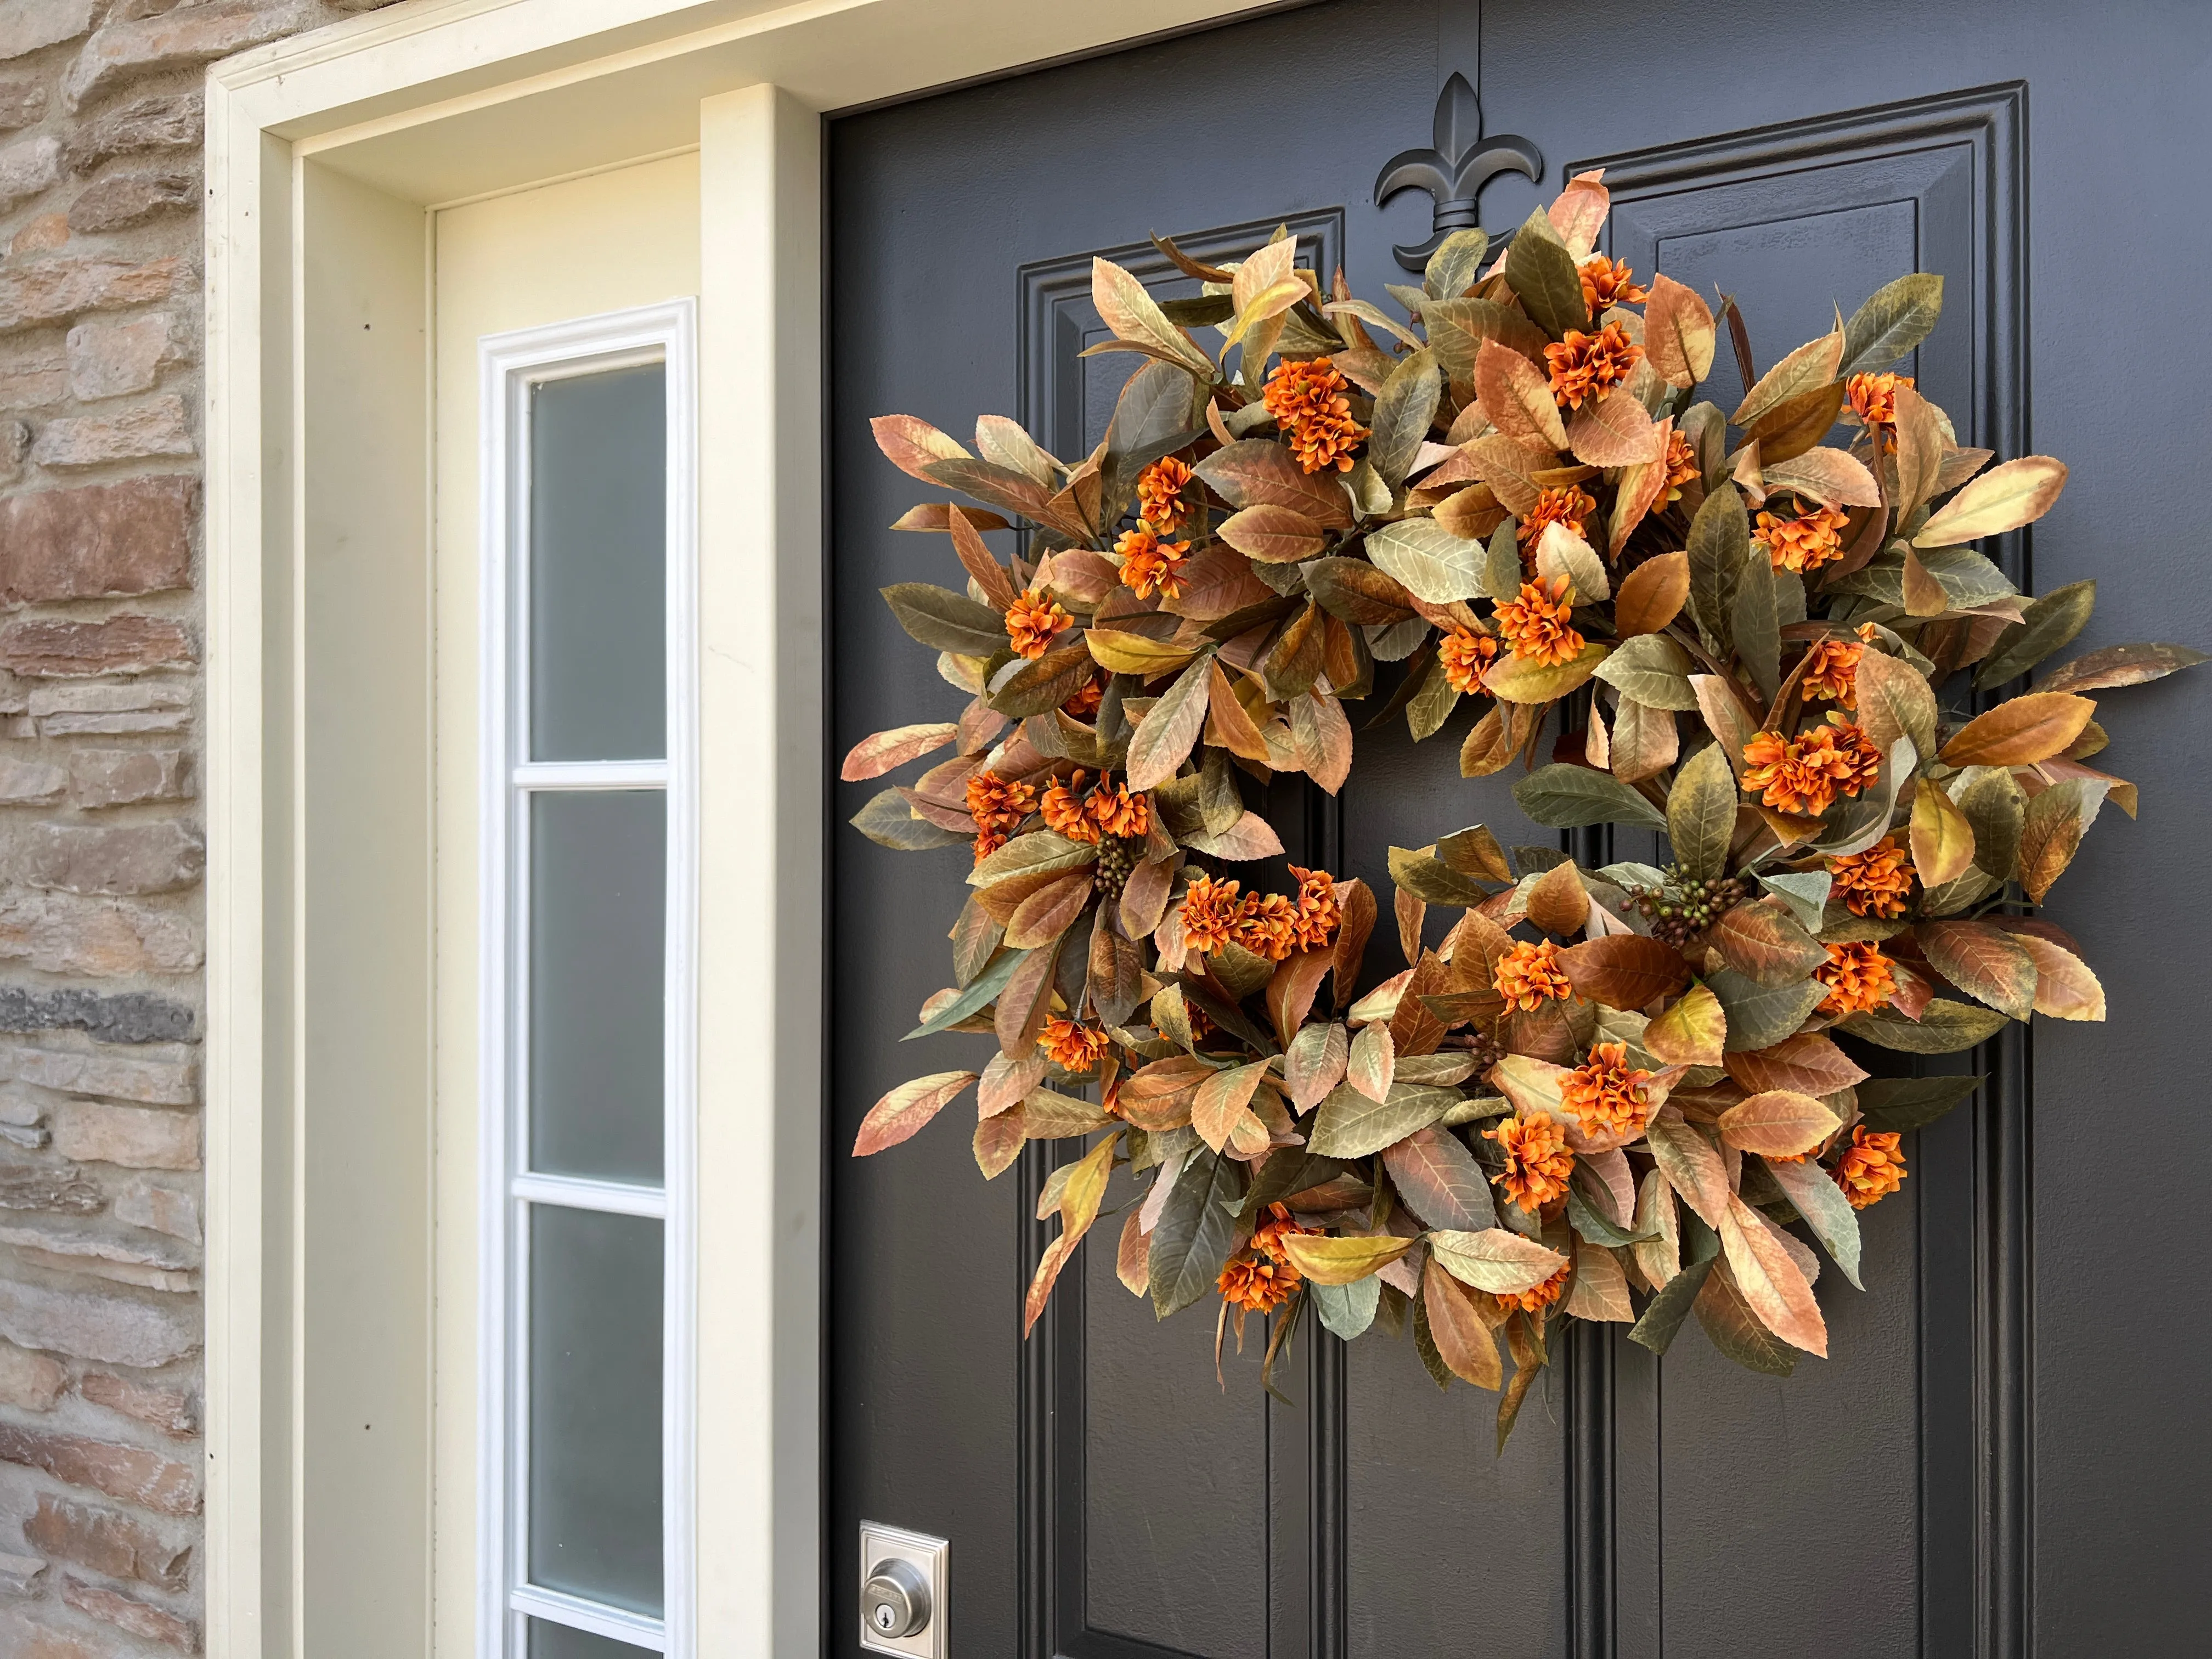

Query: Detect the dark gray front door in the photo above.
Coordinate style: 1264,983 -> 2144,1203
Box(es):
827,3 -> 2208,1653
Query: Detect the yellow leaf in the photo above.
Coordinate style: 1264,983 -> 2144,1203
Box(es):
1277,1231 -> 1412,1286
1085,627 -> 1199,677
1940,692 -> 2098,766
1483,639 -> 1609,704
1909,778 -> 1977,888
1915,455 -> 2069,546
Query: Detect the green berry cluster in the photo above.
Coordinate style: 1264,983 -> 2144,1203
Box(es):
1093,836 -> 1141,899
1632,867 -> 1748,950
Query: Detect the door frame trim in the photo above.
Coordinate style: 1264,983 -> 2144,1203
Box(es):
204,1 -> 1262,1654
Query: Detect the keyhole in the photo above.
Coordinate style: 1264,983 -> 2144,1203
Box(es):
875,1604 -> 895,1630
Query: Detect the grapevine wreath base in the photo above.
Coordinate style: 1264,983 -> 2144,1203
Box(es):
843,172 -> 2199,1441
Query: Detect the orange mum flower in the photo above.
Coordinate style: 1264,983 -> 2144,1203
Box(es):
1493,938 -> 1573,1012
1578,253 -> 1649,313
1288,866 -> 1341,951
1219,1251 -> 1300,1313
1438,626 -> 1499,694
1755,500 -> 1852,573
1496,1257 -> 1572,1314
1178,873 -> 1243,956
1832,1125 -> 1908,1209
1232,891 -> 1301,963
1136,455 -> 1196,536
1847,371 -> 1914,445
1543,322 -> 1643,410
965,770 -> 1038,859
1061,675 -> 1104,719
1039,1017 -> 1109,1071
1040,771 -> 1101,844
1516,483 -> 1598,548
1560,1042 -> 1656,1138
1252,1201 -> 1317,1264
1828,835 -> 1915,920
1662,427 -> 1700,501
1483,1113 -> 1576,1212
1085,774 -> 1149,840
1115,524 -> 1192,601
1815,940 -> 1897,1016
1799,636 -> 1865,707
1005,590 -> 1070,658
1262,358 -> 1369,475
1740,716 -> 1883,816
1493,575 -> 1585,667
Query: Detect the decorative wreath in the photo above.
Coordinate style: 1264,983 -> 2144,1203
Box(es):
843,171 -> 2200,1443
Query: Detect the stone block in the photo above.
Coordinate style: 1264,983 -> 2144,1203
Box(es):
29,1493 -> 190,1592
69,748 -> 192,808
0,0 -> 97,64
60,93 -> 200,174
0,989 -> 194,1045
63,314 -> 173,404
0,344 -> 65,411
61,1574 -> 197,1651
0,80 -> 48,136
50,1103 -> 197,1170
30,397 -> 194,468
0,891 -> 201,977
2,614 -> 191,677
16,820 -> 204,896
0,1336 -> 65,1409
67,166 -> 197,236
0,1164 -> 103,1216
0,755 -> 67,803
0,1279 -> 195,1370
0,256 -> 179,335
9,213 -> 68,257
111,1178 -> 195,1246
0,1042 -> 195,1107
0,135 -> 59,213
0,1551 -> 48,1595
66,0 -> 308,109
78,1371 -> 195,1439
0,419 -> 25,485
0,478 -> 193,606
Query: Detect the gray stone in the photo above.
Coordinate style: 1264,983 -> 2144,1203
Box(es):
0,1336 -> 64,1409
64,313 -> 173,403
0,418 -> 25,486
78,1370 -> 196,1438
0,1279 -> 196,1368
66,0 -> 310,109
0,136 -> 58,213
0,988 -> 194,1045
60,93 -> 200,174
0,1042 -> 196,1106
112,1177 -> 195,1244
0,0 -> 97,64
0,891 -> 201,977
29,396 -> 195,467
0,754 -> 66,803
50,1101 -> 198,1171
0,1549 -> 44,1594
0,1163 -> 102,1215
15,820 -> 204,896
69,747 -> 192,808
0,81 -> 47,136
66,166 -> 197,235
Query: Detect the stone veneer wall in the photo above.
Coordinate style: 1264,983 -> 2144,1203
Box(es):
0,2 -> 399,1654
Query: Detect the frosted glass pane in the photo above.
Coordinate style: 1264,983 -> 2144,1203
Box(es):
528,1206 -> 663,1613
528,791 -> 664,1183
529,364 -> 666,761
528,1618 -> 656,1659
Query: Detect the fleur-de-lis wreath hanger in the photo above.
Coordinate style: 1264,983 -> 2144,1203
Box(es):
1375,71 -> 1543,271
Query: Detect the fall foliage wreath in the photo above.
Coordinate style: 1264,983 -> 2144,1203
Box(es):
843,171 -> 2200,1440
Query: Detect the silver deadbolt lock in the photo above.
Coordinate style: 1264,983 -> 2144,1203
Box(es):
858,1522 -> 947,1657
864,1559 -> 929,1637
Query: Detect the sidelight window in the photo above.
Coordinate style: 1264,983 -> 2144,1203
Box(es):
479,304 -> 697,1659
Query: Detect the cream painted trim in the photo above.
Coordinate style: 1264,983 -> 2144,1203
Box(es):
205,2 -> 1252,1655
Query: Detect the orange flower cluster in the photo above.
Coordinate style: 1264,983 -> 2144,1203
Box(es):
1494,576 -> 1585,667
1136,455 -> 1195,535
1827,836 -> 1916,919
1832,1125 -> 1907,1209
1219,1251 -> 1300,1313
1493,938 -> 1573,1011
1740,716 -> 1883,816
1484,1113 -> 1576,1212
965,770 -> 1038,859
1517,483 -> 1597,548
1755,500 -> 1852,573
1253,1200 -> 1316,1265
1661,428 -> 1700,501
1815,940 -> 1897,1015
1287,866 -> 1341,951
1262,358 -> 1369,474
1047,769 -> 1149,844
1061,675 -> 1104,719
1039,1017 -> 1109,1071
1178,872 -> 1244,955
1799,636 -> 1865,707
1543,322 -> 1643,410
1497,1258 -> 1572,1314
1560,1041 -> 1655,1137
1438,626 -> 1499,694
1004,590 -> 1070,658
1847,371 -> 1914,444
1578,253 -> 1648,313
1233,893 -> 1302,962
1115,524 -> 1192,601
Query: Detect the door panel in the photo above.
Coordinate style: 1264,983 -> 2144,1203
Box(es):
830,3 -> 2207,1653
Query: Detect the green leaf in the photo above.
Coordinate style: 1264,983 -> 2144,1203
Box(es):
967,829 -> 1098,887
1694,1260 -> 1798,1375
1404,649 -> 1462,741
1567,1178 -> 1657,1249
1482,518 -> 1523,603
1412,1289 -> 1453,1390
1854,1073 -> 1983,1132
1387,845 -> 1491,906
902,947 -> 1029,1041
1310,1274 -> 1383,1340
1304,556 -> 1416,624
1093,255 -> 1217,380
1975,579 -> 2095,689
1838,998 -> 2008,1054
1764,1155 -> 1863,1290
882,582 -> 1006,656
1733,545 -> 1781,701
1667,741 -> 1740,884
1382,1126 -> 1497,1231
851,787 -> 968,850
1915,544 -> 2018,609
1594,631 -> 1701,711
1149,1151 -> 1242,1319
1757,871 -> 1832,931
1367,346 -> 1442,488
1685,485 -> 1747,656
1367,517 -> 1486,603
1503,207 -> 1589,340
1626,1255 -> 1714,1355
1437,825 -> 1514,883
1424,227 -> 1490,301
1427,1227 -> 1570,1295
1708,969 -> 1826,1052
1124,653 -> 1215,791
1839,272 -> 1945,377
1307,1080 -> 1460,1158
1954,767 -> 2027,883
1514,764 -> 1669,831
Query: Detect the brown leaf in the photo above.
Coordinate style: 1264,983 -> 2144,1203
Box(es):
1645,1105 -> 1730,1227
1388,952 -> 1454,1058
1715,1089 -> 1839,1156
1718,1193 -> 1827,1357
974,1107 -> 1026,1177
1476,338 -> 1568,449
1730,326 -> 1842,428
1917,919 -> 2038,1019
1195,438 -> 1354,528
994,938 -> 1062,1058
1383,1125 -> 1495,1231
1284,1020 -> 1350,1110
854,1071 -> 978,1156
1610,696 -> 1679,785
1003,872 -> 1095,949
1723,1032 -> 1866,1097
1643,273 -> 1716,388
1760,445 -> 1882,507
1266,949 -> 1334,1049
2034,642 -> 2210,696
978,1048 -> 1049,1119
1348,1020 -> 1396,1102
1124,654 -> 1214,789
1116,1054 -> 1210,1131
1025,1131 -> 1119,1334
1160,545 -> 1276,622
1615,551 -> 1690,637
1205,661 -> 1271,763
1395,885 -> 1426,968
891,501 -> 1012,534
1558,934 -> 1691,1009
947,504 -> 1019,610
1854,647 -> 1937,760
1909,778 -> 1977,888
1567,386 -> 1663,466
1607,420 -> 1674,555
1427,1226 -> 1569,1295
1707,900 -> 1827,985
1526,860 -> 1591,935
1745,380 -> 1845,466
1939,692 -> 2097,766
1889,384 -> 1945,522
1562,1239 -> 1635,1322
2007,932 -> 2106,1021
1289,690 -> 1353,794
872,413 -> 970,481
1192,1060 -> 1269,1154
1332,879 -> 1376,1012
1459,703 -> 1516,777
840,723 -> 958,782
1218,503 -> 1327,565
1120,855 -> 1176,939
1422,1257 -> 1504,1388
1115,1208 -> 1150,1297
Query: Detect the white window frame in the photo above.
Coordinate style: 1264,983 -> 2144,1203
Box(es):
476,300 -> 700,1659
